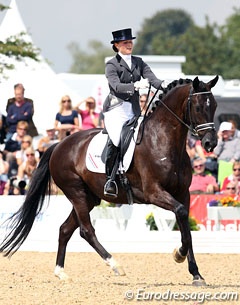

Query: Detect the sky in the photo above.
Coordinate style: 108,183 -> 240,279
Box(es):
0,0 -> 239,73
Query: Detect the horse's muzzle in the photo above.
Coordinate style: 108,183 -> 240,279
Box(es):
201,130 -> 218,152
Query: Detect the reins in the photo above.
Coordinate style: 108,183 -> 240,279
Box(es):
136,84 -> 160,144
156,86 -> 213,137
136,83 -> 214,144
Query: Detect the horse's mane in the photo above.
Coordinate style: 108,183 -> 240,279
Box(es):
150,78 -> 192,114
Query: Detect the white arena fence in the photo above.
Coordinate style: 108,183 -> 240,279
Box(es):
0,195 -> 239,253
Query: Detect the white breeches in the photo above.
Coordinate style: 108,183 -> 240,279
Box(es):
104,102 -> 134,146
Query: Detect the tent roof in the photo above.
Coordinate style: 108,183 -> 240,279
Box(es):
0,0 -> 81,135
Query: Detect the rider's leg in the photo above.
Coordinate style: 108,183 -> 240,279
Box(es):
104,139 -> 119,197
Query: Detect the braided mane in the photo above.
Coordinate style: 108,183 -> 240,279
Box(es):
150,78 -> 192,113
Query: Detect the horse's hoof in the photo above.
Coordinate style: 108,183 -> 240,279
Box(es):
192,276 -> 206,286
105,257 -> 126,276
54,266 -> 69,281
112,265 -> 126,276
173,247 -> 187,263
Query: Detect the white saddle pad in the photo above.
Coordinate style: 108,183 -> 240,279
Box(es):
86,116 -> 143,173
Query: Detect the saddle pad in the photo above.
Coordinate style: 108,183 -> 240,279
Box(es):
86,116 -> 143,173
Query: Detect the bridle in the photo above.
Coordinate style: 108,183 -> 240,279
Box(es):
155,86 -> 215,138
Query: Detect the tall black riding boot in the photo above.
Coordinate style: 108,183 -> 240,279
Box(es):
104,140 -> 119,197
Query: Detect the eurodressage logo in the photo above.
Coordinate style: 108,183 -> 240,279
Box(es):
124,288 -> 239,303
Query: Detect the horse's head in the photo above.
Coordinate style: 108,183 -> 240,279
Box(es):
187,75 -> 219,152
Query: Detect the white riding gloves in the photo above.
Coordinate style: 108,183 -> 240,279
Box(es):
134,78 -> 149,90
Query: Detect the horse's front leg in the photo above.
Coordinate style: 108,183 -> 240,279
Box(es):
173,204 -> 205,286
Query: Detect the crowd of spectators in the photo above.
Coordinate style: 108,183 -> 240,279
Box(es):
1,83 -> 240,198
0,84 -> 103,195
187,120 -> 240,197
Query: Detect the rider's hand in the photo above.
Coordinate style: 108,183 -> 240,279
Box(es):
134,78 -> 149,90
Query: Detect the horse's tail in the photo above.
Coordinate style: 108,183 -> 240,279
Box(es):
0,143 -> 58,257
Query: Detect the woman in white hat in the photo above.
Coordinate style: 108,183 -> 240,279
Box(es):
103,28 -> 164,197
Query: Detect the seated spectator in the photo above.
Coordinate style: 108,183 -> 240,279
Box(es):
189,157 -> 219,194
54,95 -> 80,140
0,150 -> 9,195
186,132 -> 197,160
6,84 -> 36,141
213,121 -> 240,162
222,181 -> 238,196
229,119 -> 240,139
37,126 -> 59,157
139,93 -> 148,115
221,161 -> 240,194
16,135 -> 40,166
194,140 -> 218,179
17,147 -> 38,189
75,96 -> 100,130
3,121 -> 29,178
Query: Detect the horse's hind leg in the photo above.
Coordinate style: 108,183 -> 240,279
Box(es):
54,208 -> 79,280
78,205 -> 126,276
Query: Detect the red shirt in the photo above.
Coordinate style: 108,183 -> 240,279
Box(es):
80,110 -> 99,130
189,174 -> 218,193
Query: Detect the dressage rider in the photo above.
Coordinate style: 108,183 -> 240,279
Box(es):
103,28 -> 164,197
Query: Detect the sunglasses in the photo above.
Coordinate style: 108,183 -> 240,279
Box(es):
226,187 -> 235,190
18,128 -> 27,131
62,99 -> 71,103
194,164 -> 204,168
233,168 -> 240,171
26,153 -> 34,157
22,141 -> 31,143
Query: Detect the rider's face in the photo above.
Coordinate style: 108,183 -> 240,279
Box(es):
115,40 -> 133,55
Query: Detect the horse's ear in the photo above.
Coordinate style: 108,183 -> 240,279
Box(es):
193,77 -> 200,90
207,75 -> 219,89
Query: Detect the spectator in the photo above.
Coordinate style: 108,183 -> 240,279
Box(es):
221,161 -> 240,194
54,95 -> 80,140
222,181 -> 238,196
0,110 -> 7,144
75,96 -> 100,130
189,157 -> 219,194
213,121 -> 240,162
37,126 -> 59,157
6,83 -> 38,139
194,139 -> 218,179
186,132 -> 198,161
17,146 -> 38,188
3,121 -> 29,178
16,134 -> 40,166
229,119 -> 240,139
139,93 -> 148,115
0,150 -> 9,195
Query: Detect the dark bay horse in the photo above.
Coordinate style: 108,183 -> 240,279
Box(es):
0,76 -> 219,285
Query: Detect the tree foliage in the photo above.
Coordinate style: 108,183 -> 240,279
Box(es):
68,40 -> 112,74
134,9 -> 194,54
0,5 -> 40,76
67,8 -> 240,79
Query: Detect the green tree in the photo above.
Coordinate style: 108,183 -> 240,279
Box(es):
218,7 -> 240,79
0,5 -> 40,76
68,40 -> 112,74
134,9 -> 194,54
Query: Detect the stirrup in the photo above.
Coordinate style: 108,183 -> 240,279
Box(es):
104,179 -> 118,198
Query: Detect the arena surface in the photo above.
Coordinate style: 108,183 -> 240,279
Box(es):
0,252 -> 239,305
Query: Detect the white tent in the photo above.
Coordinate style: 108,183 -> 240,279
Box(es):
0,0 -> 81,135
